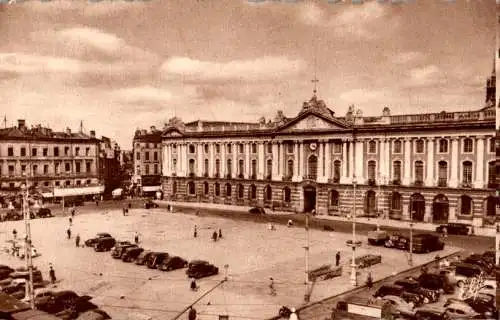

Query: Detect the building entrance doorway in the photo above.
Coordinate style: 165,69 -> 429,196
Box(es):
409,193 -> 425,221
303,186 -> 316,213
432,194 -> 449,223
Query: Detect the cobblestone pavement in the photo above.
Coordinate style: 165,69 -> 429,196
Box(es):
0,207 -> 461,320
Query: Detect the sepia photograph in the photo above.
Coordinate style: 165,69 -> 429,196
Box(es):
0,1 -> 498,320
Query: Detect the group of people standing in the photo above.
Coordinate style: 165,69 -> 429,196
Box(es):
193,225 -> 223,242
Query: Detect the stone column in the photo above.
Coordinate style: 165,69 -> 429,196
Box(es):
317,141 -> 325,182
298,142 -> 304,181
341,139 -> 349,184
378,139 -> 385,185
278,142 -> 284,179
163,144 -> 170,176
272,142 -> 279,180
178,143 -> 183,176
426,138 -> 435,187
474,136 -> 485,188
221,143 -> 226,177
209,143 -> 214,177
402,138 -> 411,185
232,142 -> 238,177
355,139 -> 364,181
257,142 -> 265,179
245,143 -> 250,179
449,137 -> 459,188
385,139 -> 391,183
348,139 -> 354,180
292,141 -> 299,182
325,141 -> 332,181
197,143 -> 203,176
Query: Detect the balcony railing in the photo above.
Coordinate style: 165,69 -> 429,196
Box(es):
413,180 -> 424,187
461,182 -> 472,188
306,174 -> 317,180
282,175 -> 292,181
437,179 -> 448,187
392,179 -> 401,186
238,173 -> 244,179
367,179 -> 376,186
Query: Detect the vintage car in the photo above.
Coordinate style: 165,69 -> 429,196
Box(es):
307,264 -> 342,281
134,250 -> 153,265
121,247 -> 144,262
85,233 -> 113,247
355,254 -> 382,269
146,252 -> 169,269
36,208 -> 53,218
367,230 -> 389,246
144,199 -> 159,209
384,234 -> 407,249
93,237 -> 116,252
435,223 -> 471,235
158,256 -> 188,271
186,260 -> 219,279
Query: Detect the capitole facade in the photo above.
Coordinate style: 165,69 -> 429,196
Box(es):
160,73 -> 497,227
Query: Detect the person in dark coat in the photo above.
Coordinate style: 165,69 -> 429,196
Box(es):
218,228 -> 222,239
134,232 -> 139,244
190,279 -> 198,291
188,306 -> 197,320
193,225 -> 198,238
49,265 -> 56,284
69,217 -> 72,226
12,229 -> 17,239
212,231 -> 218,242
335,251 -> 340,267
67,228 -> 71,239
75,234 -> 80,247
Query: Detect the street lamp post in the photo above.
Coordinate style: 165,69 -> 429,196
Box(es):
347,111 -> 360,287
21,181 -> 35,309
409,210 -> 415,266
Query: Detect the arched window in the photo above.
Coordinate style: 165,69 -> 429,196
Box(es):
249,184 -> 257,200
414,161 -> 424,182
462,161 -> 473,185
237,184 -> 244,198
330,190 -> 339,208
485,197 -> 496,216
214,183 -> 220,196
438,139 -> 448,153
204,159 -> 209,176
203,182 -> 209,195
264,185 -> 272,201
172,181 -> 177,194
225,183 -> 232,197
368,140 -> 377,154
393,161 -> 401,182
307,155 -> 318,180
187,181 -> 195,195
251,159 -> 257,178
227,159 -> 232,176
367,161 -> 376,181
287,159 -> 294,178
415,139 -> 424,153
460,195 -> 472,215
283,187 -> 291,203
188,159 -> 195,175
238,159 -> 244,177
463,138 -> 473,153
391,192 -> 401,211
393,140 -> 402,154
215,159 -> 220,176
333,161 -> 341,182
266,159 -> 272,178
438,161 -> 448,186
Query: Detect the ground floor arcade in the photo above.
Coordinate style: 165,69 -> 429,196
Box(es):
162,177 -> 498,226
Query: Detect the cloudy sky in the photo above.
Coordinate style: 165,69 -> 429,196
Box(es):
0,0 -> 496,147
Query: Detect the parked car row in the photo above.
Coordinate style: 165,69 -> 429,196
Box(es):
0,207 -> 53,222
0,264 -> 109,319
368,231 -> 445,254
84,233 -> 219,279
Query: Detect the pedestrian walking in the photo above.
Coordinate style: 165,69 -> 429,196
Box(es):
71,207 -> 75,217
190,278 -> 198,291
75,234 -> 80,247
193,225 -> 198,238
123,208 -> 126,216
335,251 -> 340,267
366,272 -> 373,289
12,229 -> 17,239
287,219 -> 293,227
269,277 -> 276,296
67,228 -> 71,239
188,306 -> 197,320
128,203 -> 132,209
289,307 -> 298,320
212,231 -> 218,242
69,217 -> 72,226
49,265 -> 56,284
134,232 -> 139,244
218,228 -> 222,239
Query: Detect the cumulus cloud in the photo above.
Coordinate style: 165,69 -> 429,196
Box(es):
160,56 -> 304,81
111,86 -> 174,103
410,65 -> 440,82
0,53 -> 100,74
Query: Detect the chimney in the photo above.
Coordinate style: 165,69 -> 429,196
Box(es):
197,121 -> 203,132
66,127 -> 71,135
17,119 -> 26,129
90,130 -> 96,137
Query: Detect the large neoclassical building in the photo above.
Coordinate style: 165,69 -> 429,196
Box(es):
160,72 -> 497,227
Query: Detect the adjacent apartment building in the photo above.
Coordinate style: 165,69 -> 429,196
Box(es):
132,126 -> 162,196
0,120 -> 103,203
159,70 -> 497,227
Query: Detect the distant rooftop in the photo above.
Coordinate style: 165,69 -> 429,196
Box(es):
0,119 -> 98,141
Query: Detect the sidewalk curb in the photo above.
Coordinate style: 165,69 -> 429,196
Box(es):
266,250 -> 463,320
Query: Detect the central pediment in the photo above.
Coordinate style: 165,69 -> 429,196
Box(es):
277,113 -> 348,133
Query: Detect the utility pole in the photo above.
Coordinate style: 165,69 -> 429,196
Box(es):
409,210 -> 414,266
22,174 -> 34,309
304,211 -> 310,302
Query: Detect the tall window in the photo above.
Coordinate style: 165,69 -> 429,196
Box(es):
215,183 -> 220,196
264,185 -> 272,201
307,156 -> 318,180
239,144 -> 244,154
367,160 -> 376,180
74,147 -> 79,156
238,159 -> 244,176
136,152 -> 140,160
250,184 -> 257,199
44,165 -> 49,174
415,139 -> 424,153
489,138 -> 495,153
460,195 -> 472,215
32,165 -> 38,175
154,152 -> 158,161
86,162 -> 91,172
20,147 -> 26,157
188,181 -> 195,195
488,161 -> 496,186
145,165 -> 149,175
172,159 -> 177,172
463,138 -> 473,153
43,148 -> 48,156
238,184 -> 244,198
65,163 -> 71,172
75,162 -> 80,173
204,182 -> 209,195
225,183 -> 231,197
227,144 -> 232,154
215,144 -> 220,154
154,164 -> 158,174
333,160 -> 341,182
393,161 -> 401,181
287,160 -> 293,178
204,144 -> 209,154
32,148 -> 37,157
204,159 -> 209,175
368,140 -> 377,154
251,143 -> 257,154
227,159 -> 232,176
188,159 -> 195,175
266,159 -> 272,178
251,159 -> 257,177
462,161 -> 472,185
333,142 -> 342,154
391,192 -> 402,211
438,139 -> 448,153
283,187 -> 291,203
438,161 -> 448,186
330,190 -> 339,208
215,159 -> 220,175
414,161 -> 424,182
145,152 -> 149,161
267,143 -> 272,154
393,140 -> 402,154
8,147 -> 14,157
54,147 -> 59,157
287,143 -> 294,154
189,144 -> 195,154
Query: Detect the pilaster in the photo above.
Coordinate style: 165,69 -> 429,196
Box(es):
272,142 -> 279,180
257,142 -> 265,180
325,141 -> 332,180
232,142 -> 237,177
474,136 -> 485,188
221,143 -> 226,177
278,142 -> 284,179
402,138 -> 411,185
244,143 -> 250,179
209,143 -> 214,177
449,137 -> 459,188
317,141 -> 327,183
197,143 -> 203,176
425,138 -> 435,187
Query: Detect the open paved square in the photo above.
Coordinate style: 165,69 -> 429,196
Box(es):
0,208 -> 459,320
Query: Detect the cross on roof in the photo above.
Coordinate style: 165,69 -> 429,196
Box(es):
311,77 -> 319,95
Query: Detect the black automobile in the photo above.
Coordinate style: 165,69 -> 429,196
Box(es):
416,274 -> 454,294
36,290 -> 80,314
36,208 -> 53,218
93,237 -> 116,252
186,260 -> 219,279
63,197 -> 84,207
463,255 -> 494,274
384,234 -> 407,249
414,309 -> 445,320
144,199 -> 159,209
111,244 -> 138,259
158,256 -> 188,271
146,252 -> 169,269
435,223 -> 470,235
85,233 -> 113,247
249,207 -> 265,215
135,250 -> 153,265
373,284 -> 404,298
411,234 -> 445,254
0,265 -> 14,280
394,279 -> 428,304
122,247 -> 144,262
